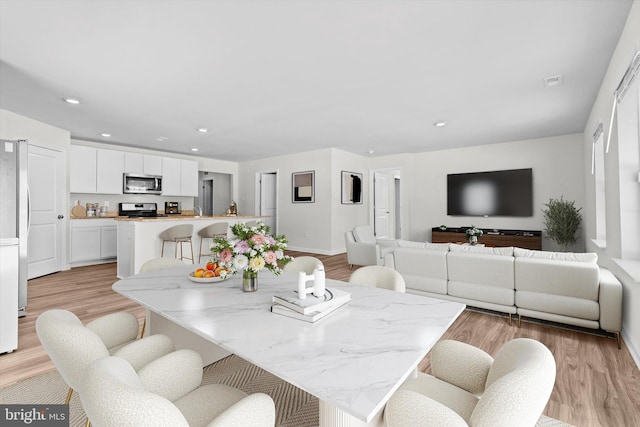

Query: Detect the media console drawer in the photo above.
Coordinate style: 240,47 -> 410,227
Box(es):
431,228 -> 542,250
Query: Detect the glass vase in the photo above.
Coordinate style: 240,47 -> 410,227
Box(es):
242,270 -> 258,292
469,235 -> 478,245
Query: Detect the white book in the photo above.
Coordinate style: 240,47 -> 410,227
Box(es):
271,299 -> 348,323
272,287 -> 351,315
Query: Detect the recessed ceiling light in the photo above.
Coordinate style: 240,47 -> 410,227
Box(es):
434,121 -> 447,127
197,128 -> 208,133
100,133 -> 111,137
191,148 -> 199,152
63,97 -> 80,104
367,150 -> 375,154
156,136 -> 168,142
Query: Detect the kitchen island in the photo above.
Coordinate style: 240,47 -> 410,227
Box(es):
115,215 -> 264,278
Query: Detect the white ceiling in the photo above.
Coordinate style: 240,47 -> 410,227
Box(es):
0,0 -> 633,162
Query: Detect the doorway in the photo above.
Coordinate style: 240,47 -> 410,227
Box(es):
371,168 -> 401,239
198,172 -> 232,216
256,172 -> 278,234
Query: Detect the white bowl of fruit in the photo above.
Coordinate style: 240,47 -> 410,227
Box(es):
188,261 -> 229,283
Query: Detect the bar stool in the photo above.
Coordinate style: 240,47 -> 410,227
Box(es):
159,224 -> 194,263
197,222 -> 229,262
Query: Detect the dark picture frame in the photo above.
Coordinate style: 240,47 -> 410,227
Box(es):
292,171 -> 315,203
341,171 -> 363,204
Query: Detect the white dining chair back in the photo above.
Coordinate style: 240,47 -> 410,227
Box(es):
348,265 -> 406,292
283,256 -> 324,275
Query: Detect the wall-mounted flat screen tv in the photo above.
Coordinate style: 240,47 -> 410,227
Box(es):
447,168 -> 533,217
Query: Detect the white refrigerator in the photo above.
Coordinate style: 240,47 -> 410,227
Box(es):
0,139 -> 28,353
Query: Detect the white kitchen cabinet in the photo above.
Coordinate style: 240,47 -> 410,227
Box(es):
162,157 -> 182,196
96,149 -> 124,194
124,152 -> 144,173
70,219 -> 117,265
144,155 -> 163,176
70,145 -> 97,193
180,159 -> 199,196
101,226 -> 117,258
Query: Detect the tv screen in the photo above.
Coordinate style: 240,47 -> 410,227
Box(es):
447,168 -> 533,217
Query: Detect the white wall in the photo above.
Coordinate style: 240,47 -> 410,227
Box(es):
582,0 -> 640,366
368,134 -> 586,250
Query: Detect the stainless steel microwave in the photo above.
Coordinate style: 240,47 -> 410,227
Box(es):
123,173 -> 162,195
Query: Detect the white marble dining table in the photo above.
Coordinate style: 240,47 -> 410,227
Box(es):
112,265 -> 465,427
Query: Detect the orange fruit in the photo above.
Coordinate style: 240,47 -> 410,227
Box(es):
194,268 -> 205,278
206,261 -> 216,271
214,267 -> 224,276
203,270 -> 214,278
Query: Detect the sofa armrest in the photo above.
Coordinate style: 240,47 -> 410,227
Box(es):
431,340 -> 493,395
599,267 -> 623,332
377,239 -> 399,248
345,240 -> 382,266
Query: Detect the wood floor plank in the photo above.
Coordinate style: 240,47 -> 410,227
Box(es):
1,252 -> 638,427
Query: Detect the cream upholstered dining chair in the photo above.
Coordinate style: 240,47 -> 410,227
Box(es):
140,257 -> 186,273
197,222 -> 229,262
384,338 -> 556,427
36,309 -> 174,407
348,265 -> 406,292
81,350 -> 276,427
159,224 -> 195,263
283,256 -> 324,275
344,225 -> 398,269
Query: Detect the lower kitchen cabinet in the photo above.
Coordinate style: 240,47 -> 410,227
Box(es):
70,219 -> 117,266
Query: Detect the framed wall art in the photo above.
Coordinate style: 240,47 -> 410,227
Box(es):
292,171 -> 315,203
341,171 -> 363,204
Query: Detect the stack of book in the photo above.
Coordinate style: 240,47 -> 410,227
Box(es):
271,287 -> 351,322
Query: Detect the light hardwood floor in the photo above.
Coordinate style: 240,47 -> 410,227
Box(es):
1,252 -> 639,426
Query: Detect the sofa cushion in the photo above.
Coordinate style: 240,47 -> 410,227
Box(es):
398,240 -> 426,249
516,290 -> 600,320
513,248 -> 597,263
352,226 -> 376,245
449,244 -> 514,256
424,242 -> 451,251
447,252 -> 515,306
393,247 -> 448,294
514,257 -> 599,301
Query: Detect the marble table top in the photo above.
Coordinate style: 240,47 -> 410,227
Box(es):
113,266 -> 465,423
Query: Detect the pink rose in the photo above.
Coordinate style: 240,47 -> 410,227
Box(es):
251,234 -> 267,245
220,248 -> 233,263
264,250 -> 277,264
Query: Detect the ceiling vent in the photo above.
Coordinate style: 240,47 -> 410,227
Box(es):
543,75 -> 564,87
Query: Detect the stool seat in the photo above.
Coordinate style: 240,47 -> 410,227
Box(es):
160,224 -> 194,263
197,222 -> 229,262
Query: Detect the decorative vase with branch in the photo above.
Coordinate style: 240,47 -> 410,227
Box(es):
542,196 -> 582,251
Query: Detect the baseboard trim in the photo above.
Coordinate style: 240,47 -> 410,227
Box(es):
622,328 -> 640,370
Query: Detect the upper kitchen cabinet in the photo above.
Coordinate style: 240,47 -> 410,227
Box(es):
181,159 -> 198,197
124,153 -> 163,176
162,157 -> 198,196
144,155 -> 163,176
96,149 -> 124,194
70,145 -> 97,193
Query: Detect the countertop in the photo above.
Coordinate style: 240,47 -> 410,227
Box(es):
113,215 -> 261,222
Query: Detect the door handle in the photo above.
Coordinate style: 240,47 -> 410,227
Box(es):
58,214 -> 64,219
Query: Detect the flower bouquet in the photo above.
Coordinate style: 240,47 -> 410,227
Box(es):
465,226 -> 483,245
210,221 -> 292,290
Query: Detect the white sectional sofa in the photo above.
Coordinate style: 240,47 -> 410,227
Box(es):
385,243 -> 623,347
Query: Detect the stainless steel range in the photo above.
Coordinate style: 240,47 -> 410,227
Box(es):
118,202 -> 166,218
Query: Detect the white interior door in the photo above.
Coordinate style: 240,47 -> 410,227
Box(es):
374,172 -> 389,239
28,144 -> 64,279
259,173 -> 277,234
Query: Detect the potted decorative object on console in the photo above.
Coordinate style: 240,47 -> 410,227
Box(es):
210,221 -> 292,292
465,226 -> 483,245
542,196 -> 582,251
